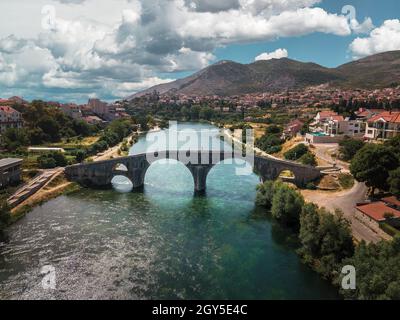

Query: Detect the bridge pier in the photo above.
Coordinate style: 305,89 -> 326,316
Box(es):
186,164 -> 213,193
65,151 -> 322,194
127,167 -> 148,189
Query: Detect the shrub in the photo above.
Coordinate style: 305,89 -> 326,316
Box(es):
284,144 -> 309,161
299,152 -> 317,167
271,183 -> 305,228
38,152 -> 68,169
256,180 -> 282,208
339,138 -> 365,161
299,204 -> 354,280
338,173 -> 355,190
0,200 -> 11,242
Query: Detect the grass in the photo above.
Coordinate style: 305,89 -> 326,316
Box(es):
338,173 -> 355,190
45,135 -> 100,149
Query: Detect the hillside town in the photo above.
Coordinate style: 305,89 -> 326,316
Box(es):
0,96 -> 130,134
1,85 -> 400,300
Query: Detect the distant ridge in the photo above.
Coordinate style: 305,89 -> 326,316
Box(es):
129,51 -> 400,99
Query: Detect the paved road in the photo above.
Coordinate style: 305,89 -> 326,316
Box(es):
311,143 -> 350,171
302,182 -> 384,243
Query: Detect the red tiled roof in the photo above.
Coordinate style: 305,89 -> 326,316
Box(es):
318,111 -> 337,118
368,111 -> 400,124
0,106 -> 20,114
330,115 -> 345,121
356,109 -> 385,117
382,196 -> 400,208
356,201 -> 400,222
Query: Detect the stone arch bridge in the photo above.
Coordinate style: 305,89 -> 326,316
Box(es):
65,150 -> 321,193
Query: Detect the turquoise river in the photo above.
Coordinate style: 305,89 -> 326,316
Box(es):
0,122 -> 338,299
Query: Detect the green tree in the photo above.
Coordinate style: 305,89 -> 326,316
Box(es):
38,152 -> 68,169
190,105 -> 201,120
27,127 -> 46,145
299,204 -> 321,263
284,144 -> 309,161
350,144 -> 399,195
0,200 -> 11,241
341,236 -> 400,299
38,116 -> 61,142
265,125 -> 282,135
339,138 -> 365,161
255,180 -> 282,209
74,149 -> 86,163
389,168 -> 400,199
299,204 -> 354,279
271,184 -> 304,227
199,106 -> 214,121
1,128 -> 29,151
299,152 -> 317,167
72,119 -> 92,137
255,134 -> 282,154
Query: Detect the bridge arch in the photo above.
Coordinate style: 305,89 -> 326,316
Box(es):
112,163 -> 128,175
207,158 -> 259,194
142,158 -> 195,193
277,169 -> 297,185
65,150 -> 321,193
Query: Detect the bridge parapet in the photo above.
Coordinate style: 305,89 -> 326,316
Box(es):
65,150 -> 321,192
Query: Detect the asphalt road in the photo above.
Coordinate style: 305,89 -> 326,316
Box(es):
302,181 -> 384,243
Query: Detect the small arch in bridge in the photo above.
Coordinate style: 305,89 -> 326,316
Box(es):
144,159 -> 194,194
278,170 -> 296,184
112,163 -> 128,172
111,175 -> 133,193
207,159 -> 258,194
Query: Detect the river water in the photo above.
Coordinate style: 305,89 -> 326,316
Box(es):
0,122 -> 338,299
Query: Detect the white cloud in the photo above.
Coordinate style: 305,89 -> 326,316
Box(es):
111,77 -> 175,96
350,19 -> 400,59
255,48 -> 288,61
0,0 -> 368,101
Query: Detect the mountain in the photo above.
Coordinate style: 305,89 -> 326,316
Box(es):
335,51 -> 400,88
129,51 -> 400,98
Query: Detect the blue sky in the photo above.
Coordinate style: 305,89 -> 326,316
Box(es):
0,0 -> 399,103
193,0 -> 400,69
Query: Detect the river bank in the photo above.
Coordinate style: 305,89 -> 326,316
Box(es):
0,122 -> 339,299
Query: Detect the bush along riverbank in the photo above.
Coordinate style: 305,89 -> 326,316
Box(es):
256,180 -> 400,299
0,200 -> 11,242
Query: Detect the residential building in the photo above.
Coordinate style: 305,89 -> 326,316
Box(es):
314,110 -> 338,124
0,106 -> 23,133
356,201 -> 400,230
83,115 -> 105,125
60,103 -> 82,120
283,119 -> 304,139
88,98 -> 108,116
0,158 -> 23,188
355,108 -> 385,121
364,111 -> 400,140
322,115 -> 365,137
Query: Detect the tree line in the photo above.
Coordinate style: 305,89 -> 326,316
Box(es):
1,100 -> 99,153
256,179 -> 400,299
